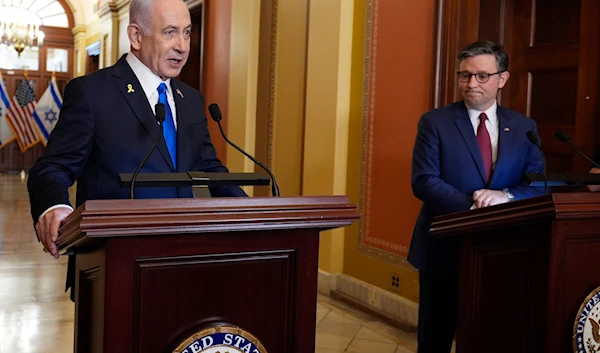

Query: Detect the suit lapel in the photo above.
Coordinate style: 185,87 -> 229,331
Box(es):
454,102 -> 487,183
172,80 -> 191,173
113,56 -> 174,171
489,106 -> 515,186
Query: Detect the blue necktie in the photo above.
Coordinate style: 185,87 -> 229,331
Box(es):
157,83 -> 177,169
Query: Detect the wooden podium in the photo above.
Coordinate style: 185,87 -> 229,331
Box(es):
57,196 -> 358,353
431,193 -> 600,353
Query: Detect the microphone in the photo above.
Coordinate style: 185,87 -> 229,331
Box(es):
208,103 -> 280,197
526,130 -> 548,195
554,130 -> 600,169
130,103 -> 166,199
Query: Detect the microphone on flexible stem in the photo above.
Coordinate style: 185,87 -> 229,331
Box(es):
554,130 -> 600,169
526,131 -> 548,195
208,103 -> 280,197
130,103 -> 167,199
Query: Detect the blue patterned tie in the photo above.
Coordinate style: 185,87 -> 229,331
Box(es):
157,83 -> 177,169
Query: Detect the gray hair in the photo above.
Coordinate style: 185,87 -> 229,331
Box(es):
458,41 -> 509,72
129,0 -> 155,35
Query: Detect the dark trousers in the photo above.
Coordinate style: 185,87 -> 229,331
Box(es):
417,266 -> 459,353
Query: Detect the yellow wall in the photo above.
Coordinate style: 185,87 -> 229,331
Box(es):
269,0 -> 310,197
226,0 -> 261,196
303,0 -> 354,273
227,0 -> 435,301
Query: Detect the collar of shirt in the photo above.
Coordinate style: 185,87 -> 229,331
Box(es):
126,52 -> 172,100
125,52 -> 177,128
467,101 -> 498,131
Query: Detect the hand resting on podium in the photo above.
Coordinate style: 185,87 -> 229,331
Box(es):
471,188 -> 510,209
35,206 -> 73,259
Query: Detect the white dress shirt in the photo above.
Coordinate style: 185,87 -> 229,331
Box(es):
125,52 -> 178,128
467,101 -> 499,167
39,53 -> 179,220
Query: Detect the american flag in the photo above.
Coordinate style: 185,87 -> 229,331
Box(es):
6,79 -> 39,152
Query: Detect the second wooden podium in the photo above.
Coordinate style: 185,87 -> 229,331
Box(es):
57,196 -> 358,353
431,193 -> 600,353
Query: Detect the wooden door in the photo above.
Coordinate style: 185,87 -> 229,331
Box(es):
178,3 -> 205,91
434,0 -> 600,172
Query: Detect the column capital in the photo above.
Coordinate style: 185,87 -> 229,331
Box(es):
95,2 -> 119,19
72,25 -> 87,38
114,0 -> 131,11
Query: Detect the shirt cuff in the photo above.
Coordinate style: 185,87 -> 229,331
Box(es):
38,204 -> 74,221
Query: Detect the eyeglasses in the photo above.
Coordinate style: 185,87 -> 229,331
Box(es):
456,71 -> 504,83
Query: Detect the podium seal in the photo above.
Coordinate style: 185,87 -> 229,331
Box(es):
173,325 -> 267,353
573,286 -> 600,353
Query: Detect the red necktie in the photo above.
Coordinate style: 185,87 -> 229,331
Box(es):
477,113 -> 492,181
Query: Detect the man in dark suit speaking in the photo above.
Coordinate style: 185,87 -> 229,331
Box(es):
28,0 -> 245,273
409,41 -> 545,353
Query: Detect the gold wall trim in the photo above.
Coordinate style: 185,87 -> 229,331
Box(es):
266,0 -> 279,180
357,0 -> 415,270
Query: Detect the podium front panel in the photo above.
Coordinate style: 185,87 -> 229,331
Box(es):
75,229 -> 320,353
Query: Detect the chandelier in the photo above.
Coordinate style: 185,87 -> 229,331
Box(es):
0,6 -> 45,57
0,22 -> 45,56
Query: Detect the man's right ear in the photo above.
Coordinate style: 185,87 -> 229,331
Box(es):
128,24 -> 143,51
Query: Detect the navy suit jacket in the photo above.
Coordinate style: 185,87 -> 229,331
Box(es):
408,101 -> 545,272
28,55 -> 246,222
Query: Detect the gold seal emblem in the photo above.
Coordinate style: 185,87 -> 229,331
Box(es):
173,325 -> 267,353
573,286 -> 600,353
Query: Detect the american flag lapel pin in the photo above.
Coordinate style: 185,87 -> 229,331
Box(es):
504,127 -> 510,132
176,88 -> 184,99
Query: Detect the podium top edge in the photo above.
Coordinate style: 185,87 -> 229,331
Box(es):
431,193 -> 600,237
79,195 -> 354,211
56,195 -> 360,250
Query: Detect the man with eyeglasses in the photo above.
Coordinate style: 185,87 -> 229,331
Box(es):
409,41 -> 545,353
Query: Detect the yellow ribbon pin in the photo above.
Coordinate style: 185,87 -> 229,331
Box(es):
127,84 -> 135,93
176,88 -> 184,99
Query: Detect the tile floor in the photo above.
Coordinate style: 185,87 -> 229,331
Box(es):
315,293 -> 419,353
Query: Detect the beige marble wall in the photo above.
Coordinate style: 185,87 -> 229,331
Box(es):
319,270 -> 419,328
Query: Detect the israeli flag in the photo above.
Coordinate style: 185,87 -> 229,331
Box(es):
0,78 -> 15,150
33,77 -> 63,146
0,76 -> 15,149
